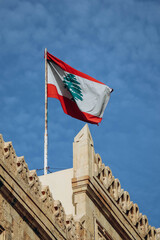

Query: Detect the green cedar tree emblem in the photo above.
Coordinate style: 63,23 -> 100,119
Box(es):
63,73 -> 83,101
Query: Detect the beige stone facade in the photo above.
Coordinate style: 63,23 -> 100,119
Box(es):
0,125 -> 159,239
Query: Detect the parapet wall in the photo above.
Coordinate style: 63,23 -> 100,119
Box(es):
73,124 -> 159,240
0,134 -> 90,240
0,124 -> 159,240
95,154 -> 157,240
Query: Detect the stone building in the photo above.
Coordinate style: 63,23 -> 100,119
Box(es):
0,124 -> 159,239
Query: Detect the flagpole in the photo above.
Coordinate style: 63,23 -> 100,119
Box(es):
44,48 -> 48,175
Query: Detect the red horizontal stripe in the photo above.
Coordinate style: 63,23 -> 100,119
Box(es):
47,84 -> 102,124
47,52 -> 105,85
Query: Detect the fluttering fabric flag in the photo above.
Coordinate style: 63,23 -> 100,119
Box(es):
46,51 -> 113,124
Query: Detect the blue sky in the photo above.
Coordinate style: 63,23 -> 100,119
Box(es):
0,0 -> 160,228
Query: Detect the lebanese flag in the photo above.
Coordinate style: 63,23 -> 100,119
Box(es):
46,52 -> 113,124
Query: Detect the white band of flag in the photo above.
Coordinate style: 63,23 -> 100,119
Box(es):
46,52 -> 113,124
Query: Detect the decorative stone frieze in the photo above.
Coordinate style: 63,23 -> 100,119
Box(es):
4,141 -> 17,172
94,154 -> 105,175
28,170 -> 42,198
53,200 -> 66,230
96,154 -> 158,239
156,228 -> 160,240
66,215 -> 75,239
0,134 -> 90,240
95,153 -> 159,239
41,185 -> 54,216
71,123 -> 157,240
146,227 -> 156,240
137,215 -> 149,238
16,156 -> 29,184
108,178 -> 124,201
65,215 -> 85,240
118,191 -> 133,213
98,166 -> 115,190
74,221 -> 85,240
73,124 -> 159,240
127,203 -> 142,226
